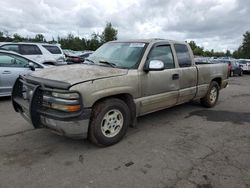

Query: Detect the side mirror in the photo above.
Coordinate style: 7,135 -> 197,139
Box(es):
28,62 -> 35,71
144,60 -> 165,72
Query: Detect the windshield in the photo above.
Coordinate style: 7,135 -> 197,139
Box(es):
239,60 -> 249,64
87,42 -> 147,68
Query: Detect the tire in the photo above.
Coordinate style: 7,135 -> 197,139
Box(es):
200,81 -> 219,108
239,70 -> 243,76
89,98 -> 130,147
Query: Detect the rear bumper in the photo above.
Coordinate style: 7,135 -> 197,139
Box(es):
12,75 -> 91,139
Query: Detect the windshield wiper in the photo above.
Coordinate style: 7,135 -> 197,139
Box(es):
98,60 -> 117,67
84,58 -> 95,64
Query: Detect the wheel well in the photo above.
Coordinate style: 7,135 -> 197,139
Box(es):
212,77 -> 222,88
92,94 -> 136,125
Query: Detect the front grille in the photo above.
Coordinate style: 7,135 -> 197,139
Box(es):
12,75 -> 86,124
12,75 -> 44,128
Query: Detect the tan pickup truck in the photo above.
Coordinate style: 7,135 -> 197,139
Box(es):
12,39 -> 228,146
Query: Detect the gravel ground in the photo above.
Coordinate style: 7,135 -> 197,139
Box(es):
0,75 -> 250,188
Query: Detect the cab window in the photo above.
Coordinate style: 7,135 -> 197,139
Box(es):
148,45 -> 175,69
174,44 -> 192,67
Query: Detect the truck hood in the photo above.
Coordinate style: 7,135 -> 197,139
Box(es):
31,64 -> 128,85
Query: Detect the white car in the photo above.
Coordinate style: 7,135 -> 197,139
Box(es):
238,59 -> 250,73
0,42 -> 66,66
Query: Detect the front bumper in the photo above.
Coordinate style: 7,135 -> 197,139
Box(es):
41,116 -> 89,138
12,75 -> 91,139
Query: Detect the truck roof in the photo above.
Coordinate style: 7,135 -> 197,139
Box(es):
110,38 -> 187,44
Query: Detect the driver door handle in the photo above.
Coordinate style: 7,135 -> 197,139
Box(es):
172,74 -> 179,80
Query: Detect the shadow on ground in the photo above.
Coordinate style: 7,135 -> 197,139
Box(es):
186,110 -> 250,124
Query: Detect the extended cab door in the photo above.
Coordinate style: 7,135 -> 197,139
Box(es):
139,43 -> 180,115
173,44 -> 197,104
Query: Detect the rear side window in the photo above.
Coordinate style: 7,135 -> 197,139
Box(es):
20,44 -> 42,55
148,45 -> 175,69
42,45 -> 62,54
1,44 -> 19,53
174,44 -> 192,67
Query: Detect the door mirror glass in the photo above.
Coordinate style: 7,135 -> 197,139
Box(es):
28,62 -> 35,71
147,60 -> 164,71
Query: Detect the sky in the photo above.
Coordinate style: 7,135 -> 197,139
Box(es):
0,0 -> 249,52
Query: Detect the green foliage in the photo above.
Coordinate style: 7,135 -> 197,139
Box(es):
0,23 -> 118,51
225,50 -> 231,57
34,34 -> 45,42
188,40 -> 225,57
233,31 -> 250,59
242,31 -> 250,58
100,22 -> 118,43
13,33 -> 23,42
1,24 -> 248,58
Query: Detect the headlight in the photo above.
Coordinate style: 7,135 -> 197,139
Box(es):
43,92 -> 81,112
51,103 -> 81,112
51,92 -> 79,99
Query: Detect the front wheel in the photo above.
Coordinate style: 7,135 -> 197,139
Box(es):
89,98 -> 130,147
200,81 -> 219,108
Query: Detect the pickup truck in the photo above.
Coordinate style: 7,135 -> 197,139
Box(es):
12,39 -> 228,146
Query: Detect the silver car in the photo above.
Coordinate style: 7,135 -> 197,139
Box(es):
0,50 -> 46,97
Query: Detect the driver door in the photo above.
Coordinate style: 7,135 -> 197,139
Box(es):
140,44 -> 180,115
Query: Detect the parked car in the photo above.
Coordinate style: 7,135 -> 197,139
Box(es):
230,61 -> 243,76
238,59 -> 250,73
216,59 -> 243,77
0,50 -> 46,97
12,39 -> 228,146
194,57 -> 214,64
64,50 -> 93,64
0,42 -> 66,66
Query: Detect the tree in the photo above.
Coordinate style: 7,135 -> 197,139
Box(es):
87,33 -> 102,50
241,31 -> 250,58
232,47 -> 243,59
188,40 -> 204,56
34,34 -> 45,42
225,50 -> 231,57
13,33 -> 23,42
101,22 -> 118,43
0,31 -> 4,42
232,31 -> 250,59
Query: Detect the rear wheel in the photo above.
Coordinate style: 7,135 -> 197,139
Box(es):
239,70 -> 243,76
200,81 -> 219,108
89,98 -> 130,147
